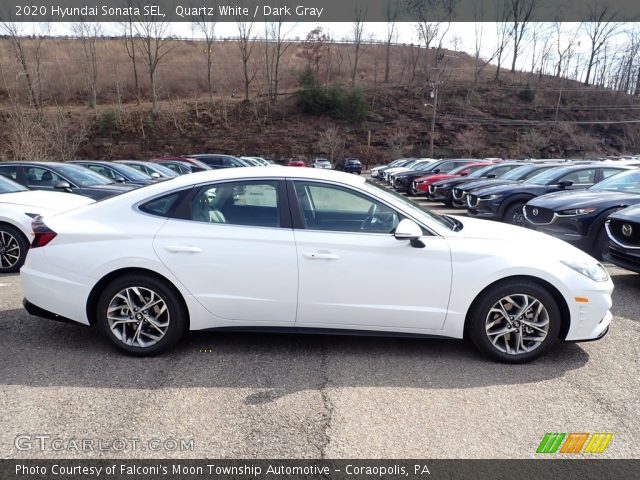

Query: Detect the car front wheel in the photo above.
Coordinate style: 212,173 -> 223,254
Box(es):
468,280 -> 561,363
97,274 -> 188,356
504,202 -> 526,226
0,224 -> 29,274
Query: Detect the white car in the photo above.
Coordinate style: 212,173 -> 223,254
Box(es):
311,159 -> 332,169
0,175 -> 94,273
21,168 -> 613,362
382,159 -> 434,182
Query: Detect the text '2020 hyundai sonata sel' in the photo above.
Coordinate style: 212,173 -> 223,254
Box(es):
21,168 -> 613,363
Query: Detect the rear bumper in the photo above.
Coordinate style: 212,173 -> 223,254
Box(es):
23,298 -> 88,327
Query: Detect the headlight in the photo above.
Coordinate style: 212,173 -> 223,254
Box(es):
557,208 -> 597,216
482,194 -> 503,201
560,260 -> 609,282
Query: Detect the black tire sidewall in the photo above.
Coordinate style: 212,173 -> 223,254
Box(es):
0,224 -> 29,273
96,274 -> 187,356
469,281 -> 561,363
504,202 -> 525,226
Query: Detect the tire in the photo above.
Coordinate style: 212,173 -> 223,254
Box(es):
504,202 -> 526,226
0,224 -> 29,274
593,227 -> 610,261
467,280 -> 561,363
96,274 -> 188,356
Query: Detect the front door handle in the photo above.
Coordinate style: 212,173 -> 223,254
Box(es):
164,245 -> 202,254
303,252 -> 340,260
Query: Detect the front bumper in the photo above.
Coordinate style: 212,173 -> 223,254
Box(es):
604,244 -> 640,273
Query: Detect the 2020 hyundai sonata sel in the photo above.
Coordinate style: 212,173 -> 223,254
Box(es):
21,168 -> 613,363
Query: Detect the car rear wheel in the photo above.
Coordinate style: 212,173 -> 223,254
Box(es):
0,224 -> 29,274
97,274 -> 188,356
468,280 -> 561,363
504,202 -> 526,226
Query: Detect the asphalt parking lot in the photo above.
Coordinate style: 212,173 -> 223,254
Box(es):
1,187 -> 639,460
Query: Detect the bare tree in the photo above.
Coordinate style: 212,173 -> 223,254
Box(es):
387,128 -> 409,158
316,126 -> 344,162
72,21 -> 102,112
384,0 -> 401,83
554,21 -> 580,78
121,15 -> 140,104
349,5 -> 366,87
193,13 -> 217,105
407,0 -> 455,52
494,4 -> 511,80
583,3 -> 619,85
473,21 -> 498,84
134,15 -> 173,115
509,0 -> 537,73
299,27 -> 328,73
264,19 -> 293,102
1,22 -> 48,121
236,17 -> 257,101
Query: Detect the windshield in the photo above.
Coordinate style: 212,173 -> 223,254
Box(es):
0,175 -> 28,193
499,165 -> 536,180
526,167 -> 570,185
465,165 -> 497,179
55,164 -> 114,186
365,179 -> 454,230
590,169 -> 640,193
449,164 -> 480,175
112,164 -> 152,181
151,163 -> 179,177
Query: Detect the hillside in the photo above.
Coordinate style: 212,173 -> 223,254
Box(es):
1,36 -> 640,162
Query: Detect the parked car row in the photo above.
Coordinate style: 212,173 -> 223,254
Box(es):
374,157 -> 640,271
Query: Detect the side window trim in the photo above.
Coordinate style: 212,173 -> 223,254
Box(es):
287,179 -> 403,234
171,179 -> 291,229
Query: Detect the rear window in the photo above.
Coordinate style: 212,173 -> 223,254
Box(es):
139,192 -> 181,217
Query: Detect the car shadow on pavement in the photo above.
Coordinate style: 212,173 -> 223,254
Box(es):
0,309 -> 591,404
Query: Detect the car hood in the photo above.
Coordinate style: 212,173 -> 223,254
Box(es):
445,216 -> 596,263
461,179 -> 519,191
472,182 -> 549,197
608,203 -> 640,222
89,183 -> 138,192
386,167 -> 411,175
416,173 -> 454,183
528,189 -> 640,210
0,190 -> 94,211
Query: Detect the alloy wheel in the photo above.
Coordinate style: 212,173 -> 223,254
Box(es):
484,294 -> 550,355
107,287 -> 170,348
0,230 -> 21,270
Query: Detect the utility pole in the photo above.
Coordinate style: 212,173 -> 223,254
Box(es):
429,80 -> 439,158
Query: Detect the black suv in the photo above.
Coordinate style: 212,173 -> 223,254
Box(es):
0,162 -> 137,200
605,204 -> 640,273
335,158 -> 362,174
525,168 -> 640,259
467,164 -> 630,226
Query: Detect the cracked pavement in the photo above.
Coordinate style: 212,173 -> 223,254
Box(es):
0,262 -> 639,459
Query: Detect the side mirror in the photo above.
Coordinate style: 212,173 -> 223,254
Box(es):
394,219 -> 425,248
53,181 -> 71,192
461,172 -> 468,176
150,172 -> 161,179
433,168 -> 441,173
557,180 -> 573,188
487,174 -> 497,178
115,176 -> 126,183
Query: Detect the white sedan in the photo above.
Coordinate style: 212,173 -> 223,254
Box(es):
0,175 -> 93,273
21,168 -> 613,362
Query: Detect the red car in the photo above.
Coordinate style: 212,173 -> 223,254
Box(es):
413,162 -> 494,196
288,160 -> 306,167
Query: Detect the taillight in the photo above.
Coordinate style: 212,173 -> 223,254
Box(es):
31,217 -> 57,248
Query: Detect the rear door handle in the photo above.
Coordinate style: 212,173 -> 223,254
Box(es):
164,245 -> 202,254
303,252 -> 340,260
